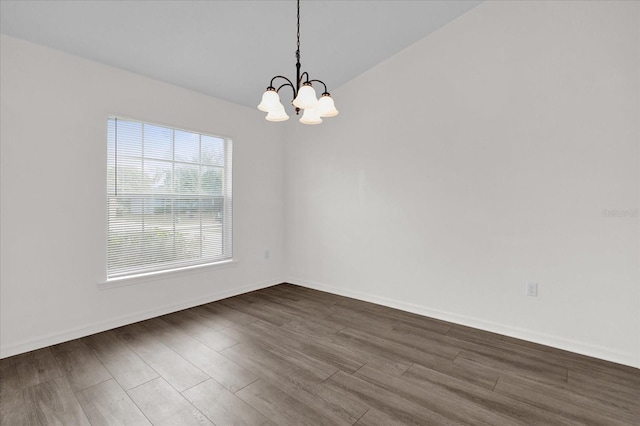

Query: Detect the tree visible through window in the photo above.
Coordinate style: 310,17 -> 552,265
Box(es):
107,118 -> 232,278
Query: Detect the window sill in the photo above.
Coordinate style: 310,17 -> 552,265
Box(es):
98,259 -> 239,290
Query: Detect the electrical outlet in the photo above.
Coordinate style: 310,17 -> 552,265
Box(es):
526,282 -> 538,297
264,249 -> 270,260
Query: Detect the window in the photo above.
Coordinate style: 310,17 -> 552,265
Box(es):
107,117 -> 232,279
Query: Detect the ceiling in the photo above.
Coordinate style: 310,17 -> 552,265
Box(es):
0,0 -> 481,109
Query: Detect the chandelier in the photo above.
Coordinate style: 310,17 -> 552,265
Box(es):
257,0 -> 339,124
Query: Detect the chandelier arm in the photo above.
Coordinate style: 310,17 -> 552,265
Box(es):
307,79 -> 329,94
276,82 -> 295,97
298,71 -> 310,87
269,75 -> 294,89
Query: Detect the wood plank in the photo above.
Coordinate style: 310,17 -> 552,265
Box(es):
51,339 -> 112,392
324,370 -> 460,425
127,377 -> 212,425
1,347 -> 64,396
397,322 -> 584,386
183,378 -> 273,426
403,359 -> 497,390
385,324 -> 500,388
221,343 -> 369,425
354,408 -> 414,426
255,331 -> 341,380
0,357 -> 24,400
224,321 -> 356,375
281,316 -> 346,338
346,320 -> 461,360
0,389 -> 38,426
236,379 -> 341,426
329,305 -> 400,331
502,334 -> 640,378
494,373 -> 634,425
446,324 -> 506,345
183,305 -> 236,330
354,363 -> 523,425
394,322 -> 485,353
245,292 -> 337,321
219,297 -> 297,326
279,295 -> 338,318
76,379 -> 151,426
337,327 -> 455,368
85,330 -> 158,390
402,363 -> 580,425
143,318 -> 259,392
199,302 -> 260,326
255,285 -> 304,302
26,375 -> 90,425
337,301 -> 452,335
160,311 -> 238,351
277,284 -> 341,306
302,381 -> 370,425
355,358 -> 411,377
220,341 -> 326,388
455,349 -> 568,385
293,325 -> 413,371
114,323 -> 209,392
565,368 -> 640,417
568,363 -> 640,393
448,326 -> 601,377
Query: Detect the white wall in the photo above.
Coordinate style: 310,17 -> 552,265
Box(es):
0,35 -> 285,358
285,1 -> 640,367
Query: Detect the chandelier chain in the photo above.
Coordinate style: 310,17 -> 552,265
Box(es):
296,0 -> 300,62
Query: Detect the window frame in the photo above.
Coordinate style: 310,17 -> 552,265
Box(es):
106,116 -> 234,282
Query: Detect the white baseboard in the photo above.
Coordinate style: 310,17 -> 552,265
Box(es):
0,278 -> 281,359
287,277 -> 639,369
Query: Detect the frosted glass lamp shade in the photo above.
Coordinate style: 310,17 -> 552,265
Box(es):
317,94 -> 339,117
258,89 -> 281,112
299,107 -> 322,125
292,83 -> 318,109
265,103 -> 289,122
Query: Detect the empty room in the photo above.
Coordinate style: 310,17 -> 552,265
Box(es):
1,0 -> 638,425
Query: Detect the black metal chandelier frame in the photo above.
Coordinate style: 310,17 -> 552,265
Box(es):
264,0 -> 331,115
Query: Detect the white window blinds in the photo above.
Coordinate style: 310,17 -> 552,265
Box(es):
107,117 -> 232,279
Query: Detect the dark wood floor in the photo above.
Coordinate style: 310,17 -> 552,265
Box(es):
1,284 -> 638,425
